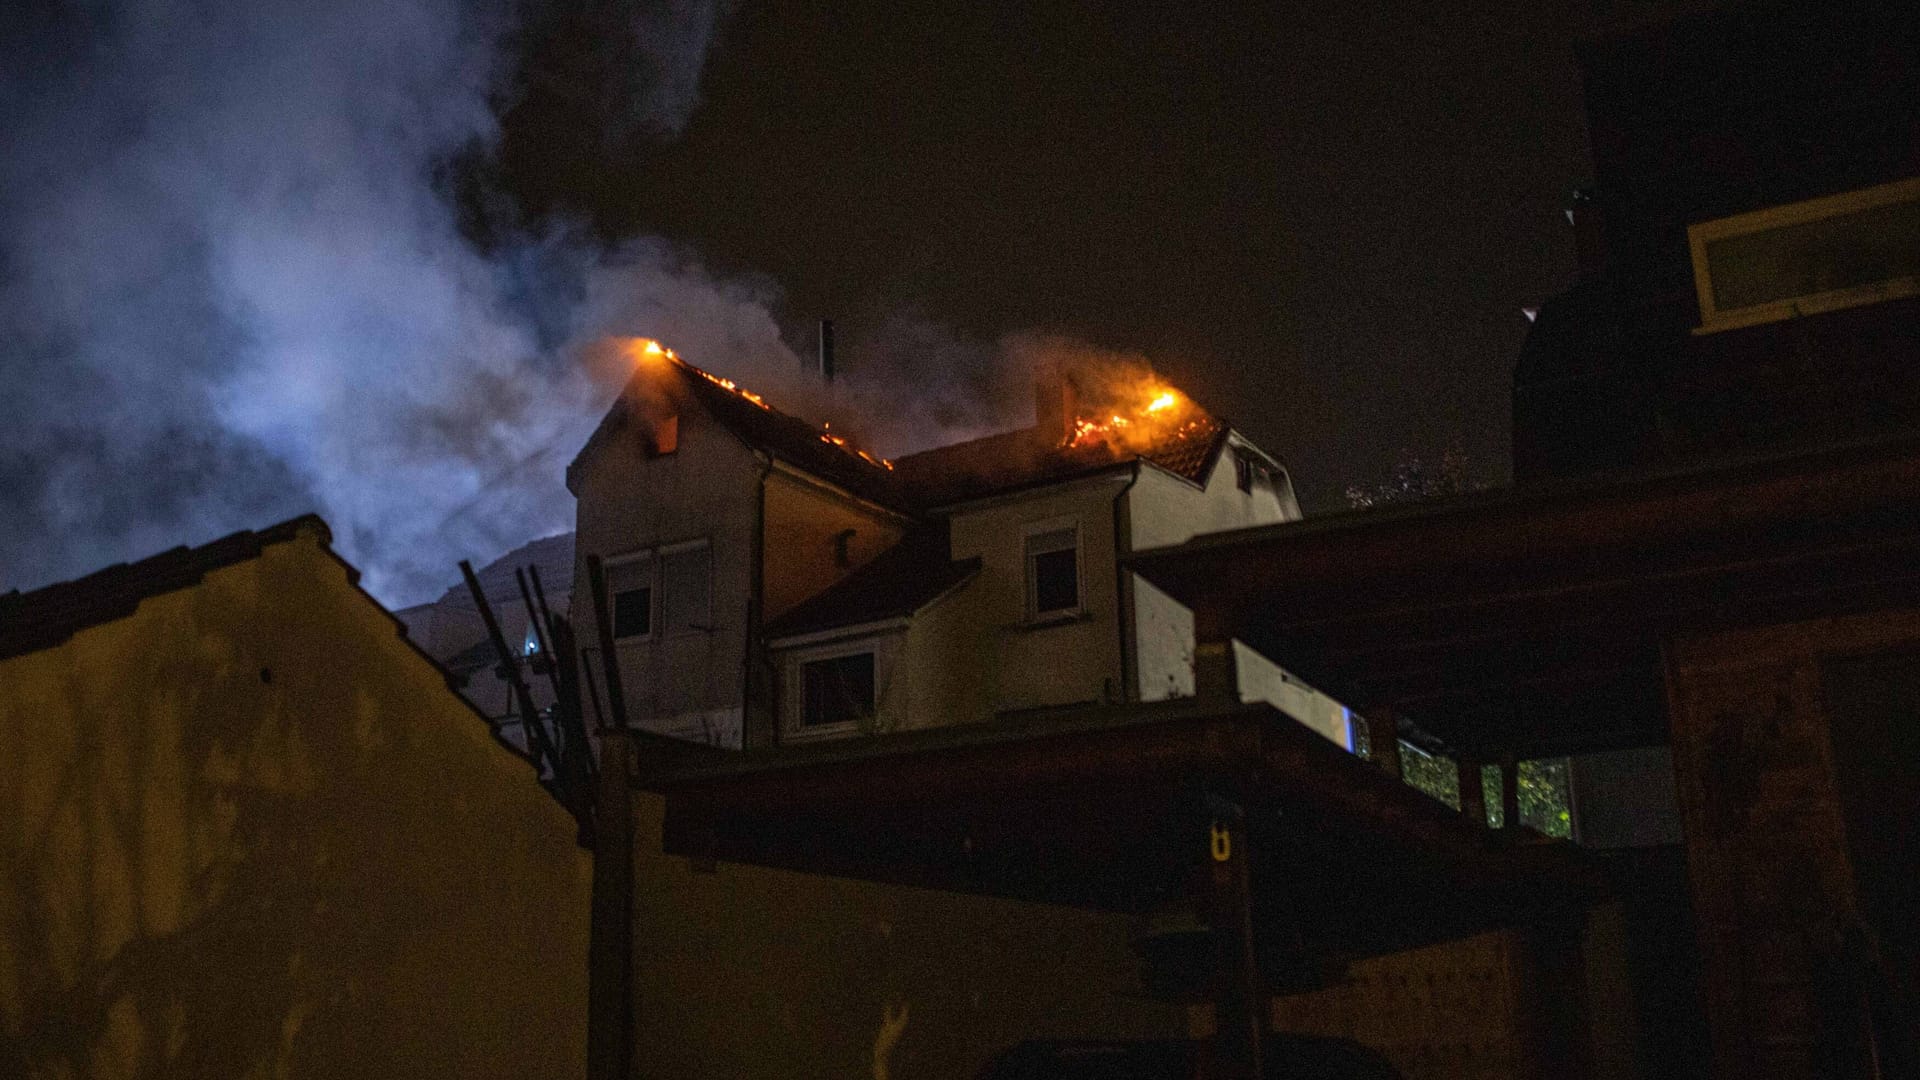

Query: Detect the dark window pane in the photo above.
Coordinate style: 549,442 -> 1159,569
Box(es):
612,587 -> 651,639
1235,454 -> 1253,492
802,652 -> 875,728
1032,547 -> 1078,613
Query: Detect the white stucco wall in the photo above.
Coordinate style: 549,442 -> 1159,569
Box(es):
947,474 -> 1132,713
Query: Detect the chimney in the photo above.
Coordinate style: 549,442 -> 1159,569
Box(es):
817,319 -> 835,384
1033,367 -> 1077,439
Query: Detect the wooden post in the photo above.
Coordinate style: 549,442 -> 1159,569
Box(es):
586,730 -> 634,1080
1201,802 -> 1264,1080
1459,754 -> 1488,828
585,555 -> 635,1080
1500,753 -> 1521,831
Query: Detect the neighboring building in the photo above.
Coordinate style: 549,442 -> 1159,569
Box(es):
397,531 -> 574,755
565,341 -> 1349,752
1124,5 -> 1920,1079
0,517 -> 590,1080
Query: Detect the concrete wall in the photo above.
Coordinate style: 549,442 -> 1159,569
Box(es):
0,527 -> 590,1080
571,375 -> 762,746
948,475 -> 1132,712
1231,643 -> 1351,749
629,793 -> 1180,1080
762,468 -> 906,622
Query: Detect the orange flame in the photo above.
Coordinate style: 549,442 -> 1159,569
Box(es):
624,336 -> 893,471
1062,380 -> 1199,451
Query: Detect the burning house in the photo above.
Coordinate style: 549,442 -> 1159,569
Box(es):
565,338 -> 1348,751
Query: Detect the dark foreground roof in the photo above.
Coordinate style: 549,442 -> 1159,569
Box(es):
0,516 -> 333,662
647,697 -> 1608,958
764,529 -> 980,641
1130,431 -> 1920,756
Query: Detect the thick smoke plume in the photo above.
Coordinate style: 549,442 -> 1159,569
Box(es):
0,0 -> 1128,607
0,0 -> 756,603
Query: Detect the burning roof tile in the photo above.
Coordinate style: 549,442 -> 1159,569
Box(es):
889,416 -> 1230,507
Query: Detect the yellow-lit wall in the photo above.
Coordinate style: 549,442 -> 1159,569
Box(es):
762,468 -> 907,621
629,793 -> 1180,1080
0,526 -> 590,1080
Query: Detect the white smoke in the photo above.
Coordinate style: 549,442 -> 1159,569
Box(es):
0,0 -> 755,603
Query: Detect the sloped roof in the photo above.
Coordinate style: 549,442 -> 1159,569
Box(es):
889,417 -> 1231,507
0,516 -> 334,661
568,357 -> 902,506
764,529 -> 980,641
437,531 -> 574,607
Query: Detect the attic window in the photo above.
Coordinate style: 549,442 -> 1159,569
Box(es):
1025,526 -> 1080,618
648,414 -> 679,457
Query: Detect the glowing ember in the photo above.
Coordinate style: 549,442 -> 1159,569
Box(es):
1061,381 -> 1200,451
623,336 -> 892,471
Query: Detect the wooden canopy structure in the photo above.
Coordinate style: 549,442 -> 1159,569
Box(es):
1129,433 -> 1920,759
647,699 -> 1603,954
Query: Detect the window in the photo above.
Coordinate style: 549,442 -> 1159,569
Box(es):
1689,175 -> 1920,333
1234,451 -> 1272,494
801,652 -> 875,728
661,544 -> 711,635
1025,527 -> 1079,618
648,413 -> 679,457
607,556 -> 652,640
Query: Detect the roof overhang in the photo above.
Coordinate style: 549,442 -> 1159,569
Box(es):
1128,434 -> 1920,756
643,699 -> 1607,961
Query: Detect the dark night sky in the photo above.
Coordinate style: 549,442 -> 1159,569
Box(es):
495,1 -> 1682,507
0,0 -> 1695,600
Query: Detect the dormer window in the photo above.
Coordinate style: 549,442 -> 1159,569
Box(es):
1025,526 -> 1080,619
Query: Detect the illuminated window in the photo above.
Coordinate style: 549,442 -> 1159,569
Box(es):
1689,176 -> 1920,333
1025,526 -> 1079,618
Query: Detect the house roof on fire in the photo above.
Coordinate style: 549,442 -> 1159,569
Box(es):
888,416 -> 1232,507
566,356 -> 903,505
569,350 -> 1249,514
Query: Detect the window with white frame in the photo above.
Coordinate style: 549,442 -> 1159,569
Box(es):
1689,175 -> 1920,333
799,651 -> 876,729
1025,525 -> 1080,619
660,542 -> 711,635
606,554 -> 653,640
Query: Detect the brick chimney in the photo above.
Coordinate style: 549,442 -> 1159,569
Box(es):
1034,368 -> 1078,439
